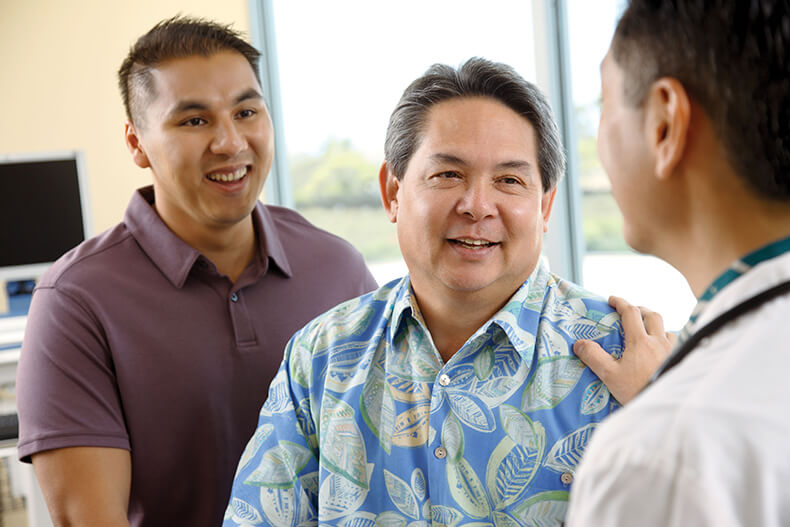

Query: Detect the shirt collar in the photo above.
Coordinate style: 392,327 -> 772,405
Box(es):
487,259 -> 550,361
253,203 -> 292,278
677,235 -> 790,342
124,186 -> 291,288
388,258 -> 551,361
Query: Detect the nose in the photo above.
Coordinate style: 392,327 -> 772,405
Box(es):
456,179 -> 497,220
210,117 -> 246,156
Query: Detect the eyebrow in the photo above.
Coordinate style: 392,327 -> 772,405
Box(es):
429,153 -> 533,172
166,88 -> 264,118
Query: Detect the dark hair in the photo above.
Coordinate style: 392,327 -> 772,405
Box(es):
118,16 -> 261,126
612,0 -> 790,199
384,57 -> 565,191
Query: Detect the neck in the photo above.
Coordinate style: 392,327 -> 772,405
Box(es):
649,107 -> 790,297
155,204 -> 257,283
414,285 -> 516,363
198,222 -> 257,283
660,185 -> 790,298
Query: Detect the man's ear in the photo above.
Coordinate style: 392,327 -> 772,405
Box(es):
124,121 -> 151,169
541,186 -> 558,233
379,162 -> 400,223
644,77 -> 690,180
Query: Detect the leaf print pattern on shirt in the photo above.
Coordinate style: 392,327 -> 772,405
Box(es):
486,405 -> 546,510
320,395 -> 368,488
224,261 -> 626,527
579,380 -> 610,415
522,356 -> 587,412
510,490 -> 569,526
360,363 -> 395,453
545,423 -> 597,474
245,441 -> 313,488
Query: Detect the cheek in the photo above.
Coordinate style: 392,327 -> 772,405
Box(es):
597,121 -> 616,175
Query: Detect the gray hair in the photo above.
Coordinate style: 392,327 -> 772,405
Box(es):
384,57 -> 565,191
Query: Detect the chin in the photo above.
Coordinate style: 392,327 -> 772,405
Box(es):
622,226 -> 654,256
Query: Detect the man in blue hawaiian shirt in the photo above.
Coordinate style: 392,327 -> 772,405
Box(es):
224,58 -> 625,526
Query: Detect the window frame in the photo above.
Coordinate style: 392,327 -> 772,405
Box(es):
249,0 -> 584,283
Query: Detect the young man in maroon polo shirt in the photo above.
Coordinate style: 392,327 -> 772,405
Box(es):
16,17 -> 376,527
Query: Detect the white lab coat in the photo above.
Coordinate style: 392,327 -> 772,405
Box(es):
567,251 -> 790,527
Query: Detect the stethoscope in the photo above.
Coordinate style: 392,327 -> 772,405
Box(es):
649,278 -> 790,383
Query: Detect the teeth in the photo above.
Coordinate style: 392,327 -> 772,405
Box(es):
207,167 -> 247,182
456,238 -> 493,247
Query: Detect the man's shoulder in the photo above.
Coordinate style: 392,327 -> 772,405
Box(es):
291,278 -> 404,349
37,222 -> 134,289
544,273 -> 621,330
261,204 -> 361,255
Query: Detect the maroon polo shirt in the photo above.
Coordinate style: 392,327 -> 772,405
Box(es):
16,186 -> 377,527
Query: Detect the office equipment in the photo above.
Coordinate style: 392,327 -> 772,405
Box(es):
0,414 -> 17,442
0,151 -> 92,284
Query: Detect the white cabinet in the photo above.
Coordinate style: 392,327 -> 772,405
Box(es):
0,317 -> 52,527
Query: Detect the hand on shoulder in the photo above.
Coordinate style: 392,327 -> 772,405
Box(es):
574,295 -> 674,405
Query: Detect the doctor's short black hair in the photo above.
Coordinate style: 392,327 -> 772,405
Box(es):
612,0 -> 790,199
384,57 -> 565,192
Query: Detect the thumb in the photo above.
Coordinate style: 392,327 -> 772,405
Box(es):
573,340 -> 615,381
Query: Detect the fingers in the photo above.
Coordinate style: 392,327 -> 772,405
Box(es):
609,296 -> 667,337
608,296 -> 647,338
573,340 -> 616,382
639,306 -> 665,336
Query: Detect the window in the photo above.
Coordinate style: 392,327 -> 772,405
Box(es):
264,1 -> 537,284
565,0 -> 696,329
255,0 -> 696,329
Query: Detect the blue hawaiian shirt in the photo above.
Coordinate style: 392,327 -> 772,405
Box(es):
224,260 -> 624,527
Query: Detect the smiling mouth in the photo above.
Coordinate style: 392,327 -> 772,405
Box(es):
206,166 -> 249,183
449,237 -> 498,249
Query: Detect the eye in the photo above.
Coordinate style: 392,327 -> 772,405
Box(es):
499,175 -> 523,185
436,171 -> 461,179
236,108 -> 257,119
181,117 -> 207,127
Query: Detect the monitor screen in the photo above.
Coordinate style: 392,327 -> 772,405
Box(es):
0,152 -> 91,282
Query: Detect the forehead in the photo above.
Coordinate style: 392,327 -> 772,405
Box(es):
146,50 -> 260,104
415,97 -> 538,163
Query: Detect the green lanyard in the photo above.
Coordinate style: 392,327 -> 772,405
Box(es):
677,235 -> 790,344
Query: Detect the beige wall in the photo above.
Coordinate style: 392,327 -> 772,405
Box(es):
0,0 -> 251,235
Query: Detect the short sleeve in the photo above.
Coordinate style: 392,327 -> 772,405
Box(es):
16,285 -> 130,462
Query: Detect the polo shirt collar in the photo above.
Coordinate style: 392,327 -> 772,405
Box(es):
252,203 -> 292,278
124,186 -> 292,288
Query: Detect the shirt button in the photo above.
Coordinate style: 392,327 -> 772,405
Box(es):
231,293 -> 239,303
561,472 -> 574,485
434,447 -> 447,459
438,374 -> 451,386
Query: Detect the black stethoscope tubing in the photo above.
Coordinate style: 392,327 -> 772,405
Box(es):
649,278 -> 790,384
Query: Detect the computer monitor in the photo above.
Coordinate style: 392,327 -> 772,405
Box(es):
0,151 -> 92,284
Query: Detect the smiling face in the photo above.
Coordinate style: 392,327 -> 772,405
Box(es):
382,96 -> 556,308
125,50 -> 274,242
